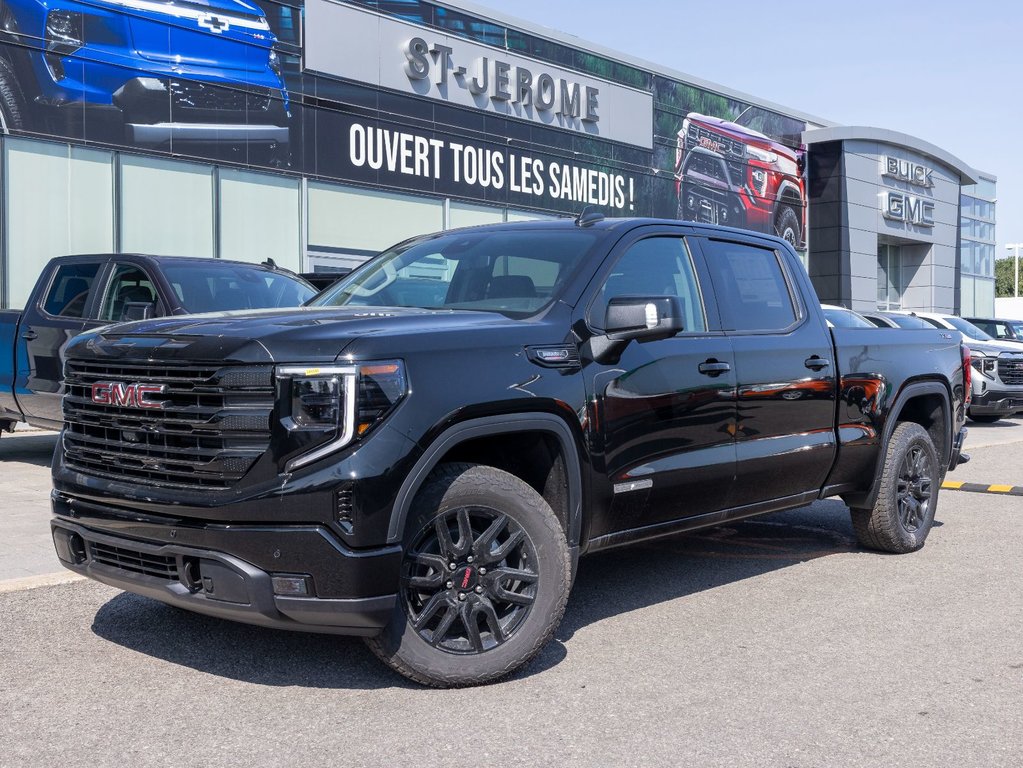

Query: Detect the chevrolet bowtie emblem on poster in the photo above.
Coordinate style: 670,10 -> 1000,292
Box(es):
198,13 -> 230,34
91,382 -> 167,409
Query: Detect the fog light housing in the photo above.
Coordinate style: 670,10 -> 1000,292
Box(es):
272,575 -> 311,596
53,530 -> 86,565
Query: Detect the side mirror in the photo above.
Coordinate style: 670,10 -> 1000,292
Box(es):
588,296 -> 686,364
605,296 -> 685,341
122,302 -> 154,322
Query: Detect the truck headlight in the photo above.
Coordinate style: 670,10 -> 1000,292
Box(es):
44,10 -> 83,81
746,145 -> 778,164
275,361 -> 407,471
970,354 -> 996,375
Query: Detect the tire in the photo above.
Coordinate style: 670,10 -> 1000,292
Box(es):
850,422 -> 939,553
774,205 -> 801,247
0,56 -> 27,133
968,413 -> 1001,423
365,463 -> 571,688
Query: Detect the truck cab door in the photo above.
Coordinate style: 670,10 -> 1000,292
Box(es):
17,260 -> 104,426
692,235 -> 837,507
579,228 -> 737,542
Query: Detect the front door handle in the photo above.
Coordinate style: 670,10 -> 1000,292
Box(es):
698,359 -> 731,377
20,330 -> 37,341
804,356 -> 831,371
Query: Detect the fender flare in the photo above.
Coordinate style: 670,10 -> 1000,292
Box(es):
386,413 -> 584,549
846,380 -> 952,510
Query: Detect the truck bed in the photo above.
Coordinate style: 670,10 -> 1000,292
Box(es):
0,310 -> 21,424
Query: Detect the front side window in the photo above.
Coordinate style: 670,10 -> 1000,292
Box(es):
312,229 -> 600,317
700,239 -> 796,331
591,236 -> 706,333
42,263 -> 101,318
100,265 -> 158,322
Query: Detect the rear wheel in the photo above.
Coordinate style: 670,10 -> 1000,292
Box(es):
365,463 -> 571,687
850,422 -> 939,553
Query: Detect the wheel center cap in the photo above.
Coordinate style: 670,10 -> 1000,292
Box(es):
454,566 -> 478,591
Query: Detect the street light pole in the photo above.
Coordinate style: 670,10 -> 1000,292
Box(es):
1007,243 -> 1023,298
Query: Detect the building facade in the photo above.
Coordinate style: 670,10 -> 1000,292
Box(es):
0,0 -> 995,314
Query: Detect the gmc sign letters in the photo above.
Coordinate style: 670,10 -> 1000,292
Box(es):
882,191 -> 935,227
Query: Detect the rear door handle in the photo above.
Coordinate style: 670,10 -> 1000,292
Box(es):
698,360 -> 731,376
20,331 -> 37,341
804,356 -> 830,371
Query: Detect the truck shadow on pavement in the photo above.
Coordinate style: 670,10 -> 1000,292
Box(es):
90,499 -> 870,689
0,432 -> 59,468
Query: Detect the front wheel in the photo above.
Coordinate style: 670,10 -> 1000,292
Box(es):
774,205 -> 801,247
850,422 -> 939,553
365,463 -> 571,687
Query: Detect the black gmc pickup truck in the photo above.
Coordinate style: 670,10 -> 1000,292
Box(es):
51,216 -> 970,687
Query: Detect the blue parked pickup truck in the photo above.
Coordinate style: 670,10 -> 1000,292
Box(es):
1,254 -> 314,432
0,0 -> 289,161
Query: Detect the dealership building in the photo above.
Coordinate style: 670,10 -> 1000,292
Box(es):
0,0 -> 996,316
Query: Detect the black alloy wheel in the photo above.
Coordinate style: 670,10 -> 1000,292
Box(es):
401,506 -> 538,654
896,443 -> 932,533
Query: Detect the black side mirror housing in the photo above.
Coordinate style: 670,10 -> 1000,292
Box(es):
605,296 -> 685,341
588,295 -> 686,364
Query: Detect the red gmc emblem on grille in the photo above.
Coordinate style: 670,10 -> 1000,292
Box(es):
91,382 -> 167,409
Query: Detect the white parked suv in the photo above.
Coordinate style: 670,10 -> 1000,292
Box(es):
890,311 -> 1023,422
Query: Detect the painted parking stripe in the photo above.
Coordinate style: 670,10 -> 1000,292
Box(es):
941,481 -> 1023,496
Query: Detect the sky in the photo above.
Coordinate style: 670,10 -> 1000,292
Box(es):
474,0 -> 1022,254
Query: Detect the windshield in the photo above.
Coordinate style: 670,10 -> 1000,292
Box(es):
943,316 -> 993,341
311,229 -> 600,316
883,313 -> 934,329
163,264 -> 315,314
822,307 -> 874,328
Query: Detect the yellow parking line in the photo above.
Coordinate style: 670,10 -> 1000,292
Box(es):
942,481 -> 964,489
987,484 -> 1014,493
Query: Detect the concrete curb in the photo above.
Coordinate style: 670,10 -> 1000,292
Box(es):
0,572 -> 85,594
941,480 -> 1023,497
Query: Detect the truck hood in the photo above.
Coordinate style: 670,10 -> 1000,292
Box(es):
68,306 -> 519,365
117,0 -> 277,72
967,337 -> 1023,357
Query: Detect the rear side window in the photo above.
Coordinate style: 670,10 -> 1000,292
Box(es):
42,263 -> 101,318
700,239 -> 796,331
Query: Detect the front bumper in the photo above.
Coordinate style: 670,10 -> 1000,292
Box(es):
51,493 -> 400,636
967,388 -> 1023,416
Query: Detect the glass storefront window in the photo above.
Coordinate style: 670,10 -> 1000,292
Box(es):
121,155 -> 214,258
877,244 -> 902,310
449,202 -> 504,229
308,182 -> 443,253
4,138 -> 114,308
219,169 -> 301,270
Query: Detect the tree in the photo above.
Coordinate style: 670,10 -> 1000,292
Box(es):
996,257 -> 1018,297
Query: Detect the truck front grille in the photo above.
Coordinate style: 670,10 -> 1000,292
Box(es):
170,81 -> 273,113
63,361 -> 274,490
998,358 -> 1023,386
89,541 -> 178,581
687,124 -> 746,159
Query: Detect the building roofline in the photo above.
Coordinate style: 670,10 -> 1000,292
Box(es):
434,0 -> 836,129
801,126 -> 981,185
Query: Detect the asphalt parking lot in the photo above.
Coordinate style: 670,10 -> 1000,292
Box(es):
1,425 -> 1021,767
